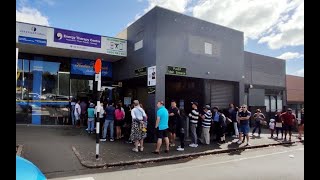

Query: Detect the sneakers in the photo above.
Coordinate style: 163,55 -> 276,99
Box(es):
132,148 -> 138,152
100,139 -> 106,142
177,147 -> 185,151
189,143 -> 198,148
139,147 -> 144,152
237,140 -> 242,144
232,135 -> 238,138
170,143 -> 176,147
246,143 -> 251,146
110,138 -> 114,142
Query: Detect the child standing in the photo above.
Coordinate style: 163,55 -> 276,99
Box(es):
269,119 -> 275,138
87,103 -> 95,134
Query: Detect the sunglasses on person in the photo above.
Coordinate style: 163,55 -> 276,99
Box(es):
241,106 -> 246,108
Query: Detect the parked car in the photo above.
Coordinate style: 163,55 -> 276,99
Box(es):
16,156 -> 46,180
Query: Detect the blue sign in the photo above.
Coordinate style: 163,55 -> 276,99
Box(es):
18,36 -> 47,46
54,28 -> 101,48
71,59 -> 112,77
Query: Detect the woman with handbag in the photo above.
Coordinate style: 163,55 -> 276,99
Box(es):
130,100 -> 147,152
252,109 -> 265,137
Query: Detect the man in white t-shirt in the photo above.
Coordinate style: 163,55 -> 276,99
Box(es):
74,100 -> 81,128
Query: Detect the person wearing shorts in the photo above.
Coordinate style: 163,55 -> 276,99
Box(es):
281,108 -> 296,141
237,105 -> 251,146
153,101 -> 170,154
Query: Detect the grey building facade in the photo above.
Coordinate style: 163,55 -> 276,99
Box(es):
114,7 -> 286,138
16,6 -> 286,134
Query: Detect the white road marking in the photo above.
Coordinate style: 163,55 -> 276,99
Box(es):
145,147 -> 304,175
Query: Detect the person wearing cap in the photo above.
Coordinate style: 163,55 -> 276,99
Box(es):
188,102 -> 200,148
86,103 -> 95,134
130,100 -> 147,152
153,101 -> 170,154
280,108 -> 296,141
168,100 -> 180,147
200,105 -> 212,145
237,104 -> 251,146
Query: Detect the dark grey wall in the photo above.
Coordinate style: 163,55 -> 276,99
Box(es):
154,7 -> 245,103
155,7 -> 244,80
244,51 -> 286,88
113,9 -> 157,81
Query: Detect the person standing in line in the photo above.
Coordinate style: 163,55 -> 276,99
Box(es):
176,109 -> 186,151
87,103 -> 95,134
80,100 -> 87,127
188,102 -> 200,148
252,109 -> 265,137
101,101 -> 115,142
281,108 -> 296,141
70,99 -> 76,126
130,100 -> 147,152
153,101 -> 170,154
229,104 -> 239,138
212,107 -> 220,141
237,105 -> 251,146
218,109 -> 227,143
275,111 -> 283,139
168,100 -> 179,147
115,103 -> 125,140
298,108 -> 304,140
74,99 -> 81,128
124,104 -> 133,144
200,105 -> 212,145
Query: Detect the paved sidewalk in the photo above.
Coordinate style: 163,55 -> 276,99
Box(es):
16,125 -> 303,177
74,129 -> 302,168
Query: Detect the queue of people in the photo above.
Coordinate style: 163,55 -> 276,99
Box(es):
73,98 -> 303,154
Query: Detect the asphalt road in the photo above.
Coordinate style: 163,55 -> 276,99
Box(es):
51,143 -> 304,180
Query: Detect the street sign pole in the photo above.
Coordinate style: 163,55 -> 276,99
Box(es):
94,59 -> 102,160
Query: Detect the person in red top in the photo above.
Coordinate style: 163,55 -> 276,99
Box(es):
280,108 -> 296,141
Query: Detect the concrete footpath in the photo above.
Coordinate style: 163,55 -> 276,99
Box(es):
16,125 -> 303,176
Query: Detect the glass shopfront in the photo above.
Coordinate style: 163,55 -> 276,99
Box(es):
16,53 -> 71,125
16,53 -> 113,125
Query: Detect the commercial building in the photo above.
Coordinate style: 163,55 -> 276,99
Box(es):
286,75 -> 304,118
16,6 -> 286,131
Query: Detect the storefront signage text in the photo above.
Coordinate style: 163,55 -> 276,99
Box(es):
167,66 -> 187,76
135,67 -> 147,76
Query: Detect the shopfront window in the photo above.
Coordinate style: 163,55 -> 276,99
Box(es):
270,96 -> 276,112
277,95 -> 283,112
16,53 -> 71,125
265,96 -> 270,112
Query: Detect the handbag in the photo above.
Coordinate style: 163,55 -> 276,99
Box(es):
275,122 -> 282,128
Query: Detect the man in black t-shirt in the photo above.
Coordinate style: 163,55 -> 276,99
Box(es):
169,100 -> 180,147
237,104 -> 251,146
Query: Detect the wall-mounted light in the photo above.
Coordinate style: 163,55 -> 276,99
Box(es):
249,84 -> 253,88
207,72 -> 210,75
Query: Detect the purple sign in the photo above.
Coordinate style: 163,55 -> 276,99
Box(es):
54,28 -> 101,48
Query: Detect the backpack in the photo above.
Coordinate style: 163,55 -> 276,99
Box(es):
115,109 -> 124,121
